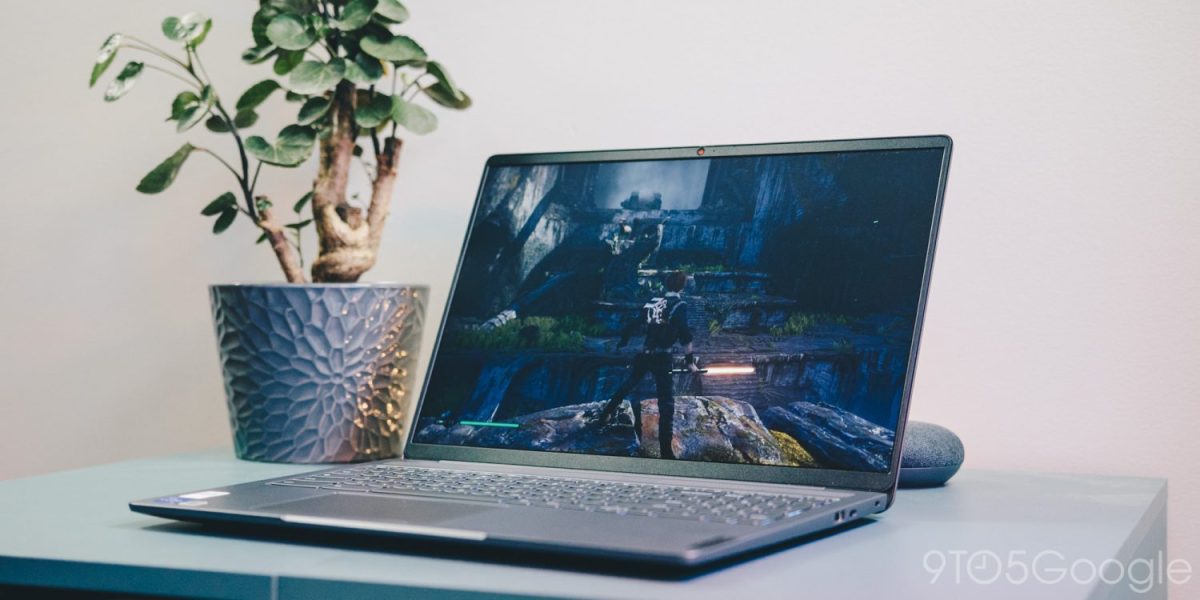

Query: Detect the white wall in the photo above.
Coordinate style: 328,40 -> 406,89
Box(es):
0,0 -> 1196,585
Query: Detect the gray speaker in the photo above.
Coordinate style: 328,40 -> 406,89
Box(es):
898,421 -> 964,488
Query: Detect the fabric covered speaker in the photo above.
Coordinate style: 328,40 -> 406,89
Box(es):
898,421 -> 964,488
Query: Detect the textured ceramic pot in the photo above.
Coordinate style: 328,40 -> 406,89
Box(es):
209,283 -> 426,463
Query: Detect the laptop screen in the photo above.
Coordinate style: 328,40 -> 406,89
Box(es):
413,146 -> 945,473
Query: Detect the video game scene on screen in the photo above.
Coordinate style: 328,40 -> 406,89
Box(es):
414,149 -> 943,472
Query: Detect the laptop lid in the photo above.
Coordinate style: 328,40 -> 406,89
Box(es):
407,136 -> 952,496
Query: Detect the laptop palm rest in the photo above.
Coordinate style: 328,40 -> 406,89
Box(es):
259,493 -> 740,551
261,494 -> 497,540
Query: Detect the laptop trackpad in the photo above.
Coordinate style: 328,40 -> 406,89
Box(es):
260,493 -> 499,526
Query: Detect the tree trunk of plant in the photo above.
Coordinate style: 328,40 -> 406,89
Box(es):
310,82 -> 401,283
259,206 -> 307,283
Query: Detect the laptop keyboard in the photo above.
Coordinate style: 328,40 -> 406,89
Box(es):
269,464 -> 840,527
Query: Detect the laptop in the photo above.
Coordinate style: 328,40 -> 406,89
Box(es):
131,135 -> 952,567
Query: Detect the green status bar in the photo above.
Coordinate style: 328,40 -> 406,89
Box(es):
458,420 -> 519,429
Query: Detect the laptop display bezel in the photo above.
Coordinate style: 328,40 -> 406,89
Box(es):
405,135 -> 953,496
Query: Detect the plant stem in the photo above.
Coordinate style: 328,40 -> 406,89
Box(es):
123,37 -> 304,283
190,45 -> 214,86
401,73 -> 427,102
217,98 -> 257,219
169,45 -> 256,221
141,63 -> 201,89
214,101 -> 254,216
195,147 -> 243,182
121,36 -> 190,71
121,40 -> 257,222
249,161 -> 263,196
293,228 -> 305,269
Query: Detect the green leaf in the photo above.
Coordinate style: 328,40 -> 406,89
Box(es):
251,7 -> 278,46
376,0 -> 409,22
161,16 -> 186,41
360,33 -> 426,64
90,34 -> 122,88
242,44 -> 276,64
236,79 -> 281,112
136,143 -> 195,194
284,91 -> 307,102
344,53 -> 384,85
256,231 -> 270,244
168,91 -> 200,121
168,87 -> 212,131
172,85 -> 213,132
160,13 -> 211,45
103,62 -> 144,102
392,98 -> 437,134
285,218 -> 313,230
423,85 -> 471,110
245,125 -> 316,166
355,93 -> 393,128
267,0 -> 316,13
297,96 -> 331,125
286,60 -> 345,95
177,107 -> 208,132
212,208 -> 237,234
206,109 -> 258,133
205,115 -> 230,133
184,13 -> 212,46
305,12 -> 330,39
189,26 -> 213,49
266,13 -> 315,50
201,191 -> 238,216
293,191 -> 314,213
273,50 -> 303,76
335,0 -> 378,31
234,110 -> 258,128
422,61 -> 471,109
185,15 -> 212,46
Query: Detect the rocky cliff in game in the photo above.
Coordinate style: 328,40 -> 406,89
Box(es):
415,396 -> 895,471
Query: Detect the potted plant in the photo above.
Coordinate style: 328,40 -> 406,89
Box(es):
89,0 -> 470,463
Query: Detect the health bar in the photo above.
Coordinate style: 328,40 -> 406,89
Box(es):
458,421 -> 519,429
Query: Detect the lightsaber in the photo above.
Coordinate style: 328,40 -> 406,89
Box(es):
705,365 -> 756,375
669,365 -> 756,375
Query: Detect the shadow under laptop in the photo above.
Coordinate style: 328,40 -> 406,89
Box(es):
138,517 -> 876,580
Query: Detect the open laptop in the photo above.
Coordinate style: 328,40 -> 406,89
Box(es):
131,135 -> 952,567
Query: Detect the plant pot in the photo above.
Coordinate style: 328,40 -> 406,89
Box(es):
209,283 -> 426,463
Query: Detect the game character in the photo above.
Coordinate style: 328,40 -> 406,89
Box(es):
598,270 -> 699,459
